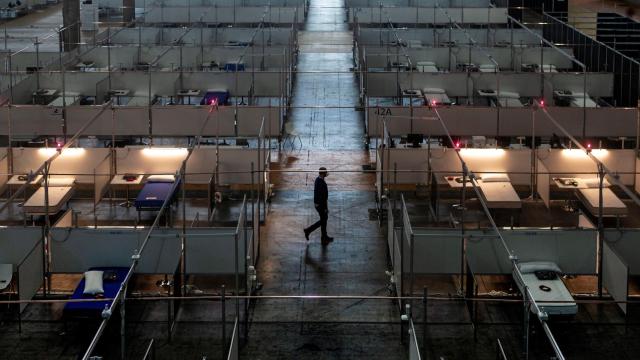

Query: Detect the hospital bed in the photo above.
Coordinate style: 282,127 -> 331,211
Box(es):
63,267 -> 129,319
22,177 -> 76,216
125,95 -> 151,107
479,64 -> 499,73
474,173 -> 521,209
135,175 -> 180,215
416,61 -> 439,73
368,97 -> 397,106
573,178 -> 627,217
401,89 -> 425,106
513,261 -> 578,316
478,90 -> 524,108
553,90 -> 599,108
522,63 -> 558,73
200,89 -> 230,106
47,92 -> 82,107
423,88 -> 452,106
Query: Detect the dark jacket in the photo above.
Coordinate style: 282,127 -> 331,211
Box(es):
314,176 -> 328,208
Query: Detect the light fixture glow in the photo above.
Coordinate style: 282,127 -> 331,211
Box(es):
38,148 -> 57,157
459,148 -> 506,158
561,148 -> 608,158
141,147 -> 188,157
38,147 -> 86,157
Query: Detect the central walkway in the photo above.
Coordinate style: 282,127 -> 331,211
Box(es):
244,0 -> 405,358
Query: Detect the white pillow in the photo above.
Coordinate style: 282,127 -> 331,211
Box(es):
481,173 -> 510,183
583,178 -> 610,188
147,174 -> 175,183
83,270 -> 104,295
47,177 -> 76,186
518,261 -> 562,274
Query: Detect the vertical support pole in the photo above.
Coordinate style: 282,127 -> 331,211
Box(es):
597,163 -> 604,297
422,286 -> 427,358
221,285 -> 226,360
120,287 -> 127,360
523,292 -> 529,360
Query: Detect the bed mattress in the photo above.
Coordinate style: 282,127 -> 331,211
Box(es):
577,188 -> 627,216
64,267 -> 129,318
23,186 -> 75,215
477,181 -> 521,209
135,181 -> 178,210
514,271 -> 578,316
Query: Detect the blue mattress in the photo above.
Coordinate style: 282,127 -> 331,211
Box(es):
64,267 -> 129,317
135,180 -> 179,210
200,91 -> 230,106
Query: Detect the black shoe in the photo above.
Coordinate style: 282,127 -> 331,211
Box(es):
322,236 -> 334,243
303,228 -> 310,241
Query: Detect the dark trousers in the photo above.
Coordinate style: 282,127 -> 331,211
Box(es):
306,206 -> 328,239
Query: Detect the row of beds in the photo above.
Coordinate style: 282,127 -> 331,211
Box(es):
32,89 -> 280,107
444,172 -> 626,316
19,174 -> 181,219
22,174 -> 180,319
371,88 -> 598,108
16,88 -> 235,319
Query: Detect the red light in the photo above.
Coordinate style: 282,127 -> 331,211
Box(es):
209,99 -> 217,106
454,142 -> 460,149
539,99 -> 545,107
431,99 -> 437,106
587,143 -> 592,148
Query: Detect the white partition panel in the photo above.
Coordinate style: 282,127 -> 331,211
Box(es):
217,147 -> 265,184
636,157 -> 640,195
185,228 -> 246,274
431,107 -> 498,136
383,148 -> 430,185
11,147 -> 51,175
115,147 -> 187,175
66,107 -> 114,135
49,228 -> 181,274
185,147 -> 216,185
537,159 -> 550,208
410,230 -> 462,274
2,106 -> 64,136
466,229 -> 598,275
538,149 -> 636,185
51,148 -> 111,184
0,228 -> 44,313
604,229 -> 640,275
237,107 -> 281,136
151,106 -> 235,137
367,106 -> 411,135
603,242 -> 628,314
460,148 -> 531,185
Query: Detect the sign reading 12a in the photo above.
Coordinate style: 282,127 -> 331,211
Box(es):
375,107 -> 392,116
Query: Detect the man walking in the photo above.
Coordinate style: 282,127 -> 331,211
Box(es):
304,167 -> 333,245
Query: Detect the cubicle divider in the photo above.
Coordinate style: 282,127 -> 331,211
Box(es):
0,228 -> 44,314
465,229 -> 598,275
365,71 -> 614,99
0,151 -> 8,193
362,46 -> 576,71
49,228 -> 182,274
367,106 -> 637,138
602,242 -> 628,314
3,104 -> 281,138
144,6 -> 302,24
93,151 -> 113,225
408,318 -> 423,360
227,317 -> 240,360
352,6 -> 507,25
